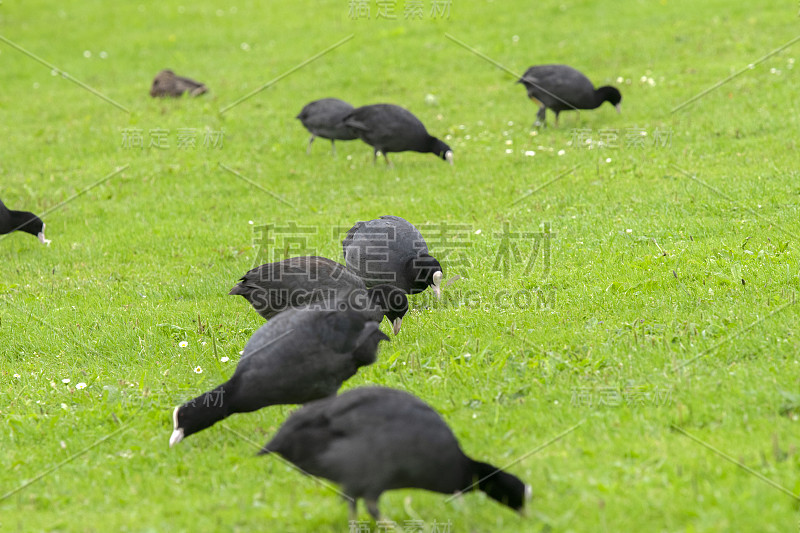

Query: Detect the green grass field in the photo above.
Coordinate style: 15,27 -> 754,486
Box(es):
2,0 -> 800,531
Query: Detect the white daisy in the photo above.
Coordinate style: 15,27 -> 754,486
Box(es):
193,366 -> 203,374
62,378 -> 71,384
76,383 -> 87,390
179,341 -> 188,348
220,356 -> 230,363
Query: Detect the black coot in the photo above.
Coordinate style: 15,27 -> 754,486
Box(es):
296,98 -> 359,155
342,216 -> 442,297
169,308 -> 389,446
229,256 -> 408,334
261,387 -> 531,520
344,104 -> 453,165
518,64 -> 621,127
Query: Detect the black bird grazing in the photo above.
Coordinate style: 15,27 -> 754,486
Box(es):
150,69 -> 208,98
517,64 -> 622,127
296,98 -> 359,155
343,104 -> 453,165
342,216 -> 442,297
0,198 -> 50,245
229,256 -> 409,335
169,308 -> 389,447
260,387 -> 531,520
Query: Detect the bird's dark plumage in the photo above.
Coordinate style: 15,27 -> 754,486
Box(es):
342,216 -> 442,297
150,69 -> 208,98
343,104 -> 453,165
296,98 -> 359,155
517,64 -> 622,127
229,256 -> 409,334
261,387 -> 530,520
0,198 -> 50,245
169,308 -> 389,446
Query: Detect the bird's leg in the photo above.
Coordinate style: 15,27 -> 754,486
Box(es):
331,139 -> 336,156
383,153 -> 393,168
347,497 -> 358,523
365,498 -> 381,521
306,135 -> 316,155
534,106 -> 547,128
554,111 -> 560,128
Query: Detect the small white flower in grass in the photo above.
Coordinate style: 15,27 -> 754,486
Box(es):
239,350 -> 244,355
524,150 -> 536,157
76,383 -> 87,390
511,35 -> 519,43
220,356 -> 230,363
616,76 -> 624,83
193,366 -> 203,374
505,140 -> 513,145
558,149 -> 566,156
505,149 -> 513,154
626,229 -> 633,234
240,42 -> 250,51
99,51 -> 108,59
62,378 -> 71,384
248,220 -> 254,225
606,157 -> 612,163
61,403 -> 68,410
13,373 -> 20,379
179,341 -> 188,348
83,50 -> 91,58
201,341 -> 207,346
474,229 -> 481,235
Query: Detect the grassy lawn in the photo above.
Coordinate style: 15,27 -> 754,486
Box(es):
2,0 -> 799,531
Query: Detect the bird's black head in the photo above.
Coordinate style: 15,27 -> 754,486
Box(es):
429,138 -> 454,164
409,254 -> 443,297
597,86 -> 622,111
471,461 -> 530,513
11,211 -> 50,245
368,284 -> 409,335
169,387 -> 229,447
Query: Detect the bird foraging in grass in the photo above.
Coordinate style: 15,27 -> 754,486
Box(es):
168,308 -> 389,447
150,69 -> 208,98
0,198 -> 50,245
342,216 -> 443,298
260,387 -> 531,521
517,64 -> 621,127
296,98 -> 359,155
229,256 -> 409,334
343,104 -> 453,166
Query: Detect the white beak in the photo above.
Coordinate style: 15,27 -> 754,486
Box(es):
392,317 -> 402,336
38,225 -> 51,246
432,271 -> 443,299
169,428 -> 184,448
445,150 -> 454,165
169,406 -> 183,447
614,103 -> 621,114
